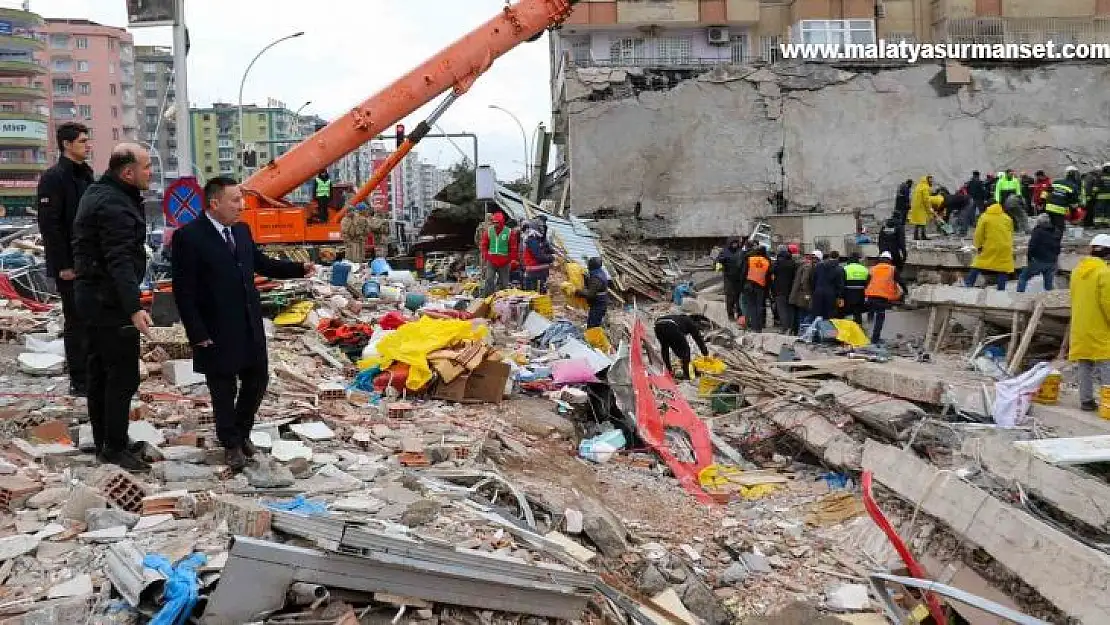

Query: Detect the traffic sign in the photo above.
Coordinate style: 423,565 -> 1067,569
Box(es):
163,176 -> 203,227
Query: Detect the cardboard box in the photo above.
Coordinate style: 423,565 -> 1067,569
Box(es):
432,359 -> 511,404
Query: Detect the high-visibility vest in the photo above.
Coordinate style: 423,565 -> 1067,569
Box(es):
994,175 -> 1020,203
315,177 -> 332,197
746,255 -> 770,286
844,262 -> 869,283
1095,174 -> 1110,201
865,263 -> 899,301
487,225 -> 510,256
1045,181 -> 1077,214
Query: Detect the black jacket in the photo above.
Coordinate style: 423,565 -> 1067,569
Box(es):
36,156 -> 95,277
655,314 -> 708,355
171,215 -> 305,375
812,258 -> 845,298
769,251 -> 796,297
1026,223 -> 1062,265
717,245 -> 747,283
877,221 -> 907,264
895,182 -> 911,218
967,177 -> 989,206
72,174 -> 147,327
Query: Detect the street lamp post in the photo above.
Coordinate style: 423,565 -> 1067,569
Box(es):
488,104 -> 529,183
238,31 -> 304,179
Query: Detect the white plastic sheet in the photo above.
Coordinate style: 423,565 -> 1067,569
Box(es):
992,362 -> 1054,427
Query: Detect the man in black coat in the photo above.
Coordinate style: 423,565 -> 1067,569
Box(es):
810,250 -> 845,321
769,246 -> 797,334
72,144 -> 154,471
36,122 -> 95,395
715,237 -> 746,322
171,177 -> 314,470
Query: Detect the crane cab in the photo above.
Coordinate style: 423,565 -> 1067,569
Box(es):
241,182 -> 355,245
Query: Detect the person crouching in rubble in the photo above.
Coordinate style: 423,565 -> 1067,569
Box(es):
1069,234 -> 1110,412
963,202 -> 1014,290
576,257 -> 609,329
654,313 -> 712,380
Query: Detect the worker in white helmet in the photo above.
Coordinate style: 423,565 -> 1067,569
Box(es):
1069,233 -> 1110,412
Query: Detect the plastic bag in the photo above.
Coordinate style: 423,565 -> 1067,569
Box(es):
143,552 -> 207,625
552,358 -> 600,384
691,355 -> 726,375
829,319 -> 870,347
584,327 -> 612,353
563,262 -> 588,310
24,335 -> 65,355
992,361 -> 1054,427
371,316 -> 489,390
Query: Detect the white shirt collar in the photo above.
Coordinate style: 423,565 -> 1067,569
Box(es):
206,212 -> 232,236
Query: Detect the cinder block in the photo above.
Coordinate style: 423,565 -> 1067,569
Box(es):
212,495 -> 271,538
162,360 -> 205,387
97,470 -> 149,514
0,475 -> 42,511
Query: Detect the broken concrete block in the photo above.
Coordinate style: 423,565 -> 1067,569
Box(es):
0,533 -> 39,560
48,573 -> 94,598
85,507 -> 140,531
249,430 -> 273,449
581,500 -> 628,558
637,563 -> 669,595
681,578 -> 732,625
212,495 -> 271,538
132,513 -> 174,532
17,352 -> 65,375
718,562 -> 749,585
162,360 -> 205,387
400,499 -> 441,527
1,476 -> 45,510
161,446 -> 208,463
59,485 -> 108,522
153,461 -> 216,482
826,583 -> 871,611
564,508 -> 584,534
243,458 -> 295,489
270,439 -> 312,462
127,420 -> 165,447
289,421 -> 335,441
77,424 -> 96,452
78,525 -> 128,543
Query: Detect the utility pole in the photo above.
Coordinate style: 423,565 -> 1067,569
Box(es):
172,0 -> 192,178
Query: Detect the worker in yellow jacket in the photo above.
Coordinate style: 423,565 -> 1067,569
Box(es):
1069,234 -> 1110,412
909,175 -> 934,241
962,203 -> 1014,290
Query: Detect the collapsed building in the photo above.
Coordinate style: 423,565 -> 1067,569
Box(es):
552,60 -> 1110,239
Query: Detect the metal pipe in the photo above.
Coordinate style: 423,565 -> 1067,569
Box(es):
172,0 -> 193,180
237,31 -> 304,179
489,104 -> 529,182
286,582 -> 329,606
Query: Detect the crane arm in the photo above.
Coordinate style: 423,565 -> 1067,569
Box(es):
243,0 -> 578,200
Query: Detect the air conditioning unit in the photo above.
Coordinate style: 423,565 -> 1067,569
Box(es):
707,26 -> 730,45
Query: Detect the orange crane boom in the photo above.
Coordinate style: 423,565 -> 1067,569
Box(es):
243,0 -> 577,203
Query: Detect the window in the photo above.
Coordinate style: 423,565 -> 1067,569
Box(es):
204,139 -> 212,147
568,38 -> 591,65
110,83 -> 117,96
77,60 -> 89,72
796,20 -> 875,45
145,115 -> 157,127
205,166 -> 213,174
52,79 -> 74,95
203,114 -> 211,121
654,37 -> 693,65
609,37 -> 644,63
108,62 -> 115,74
76,37 -> 88,49
51,58 -> 73,72
144,79 -> 157,90
78,104 -> 92,119
143,62 -> 158,72
145,106 -> 159,115
49,34 -> 69,49
144,89 -> 158,98
111,106 -> 118,118
257,113 -> 265,122
219,148 -> 233,159
112,128 -> 120,140
730,34 -> 750,64
884,32 -> 915,44
760,35 -> 782,63
108,39 -> 115,50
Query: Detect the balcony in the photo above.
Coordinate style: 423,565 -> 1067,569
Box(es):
0,59 -> 45,77
0,33 -> 44,51
935,16 -> 1110,45
0,84 -> 44,101
0,154 -> 48,172
616,0 -> 698,25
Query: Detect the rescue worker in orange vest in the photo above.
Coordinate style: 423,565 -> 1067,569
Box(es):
865,251 -> 903,344
742,244 -> 771,332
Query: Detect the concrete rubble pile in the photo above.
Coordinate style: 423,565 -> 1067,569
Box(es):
0,231 -> 1107,625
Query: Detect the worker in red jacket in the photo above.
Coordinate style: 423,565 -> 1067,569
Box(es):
480,211 -> 518,296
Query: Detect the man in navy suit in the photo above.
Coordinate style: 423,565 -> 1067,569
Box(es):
171,177 -> 314,470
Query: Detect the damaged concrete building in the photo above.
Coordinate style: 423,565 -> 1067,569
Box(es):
549,0 -> 1110,239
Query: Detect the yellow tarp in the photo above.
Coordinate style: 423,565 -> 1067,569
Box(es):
274,301 -> 313,326
358,316 -> 489,390
698,464 -> 779,500
561,261 -> 588,310
692,355 -> 726,375
829,319 -> 870,347
584,327 -> 611,353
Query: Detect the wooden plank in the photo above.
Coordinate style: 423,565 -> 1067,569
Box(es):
1008,300 -> 1046,375
863,440 -> 1110,624
923,306 -> 938,351
964,435 -> 1110,531
1007,311 -> 1021,363
1013,435 -> 1110,466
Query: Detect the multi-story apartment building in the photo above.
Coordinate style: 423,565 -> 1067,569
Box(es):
135,45 -> 175,188
39,18 -> 135,173
0,5 -> 47,217
189,100 -> 298,182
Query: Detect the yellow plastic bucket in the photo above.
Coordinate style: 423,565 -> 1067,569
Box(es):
1100,386 -> 1110,420
698,376 -> 724,397
1033,373 -> 1062,405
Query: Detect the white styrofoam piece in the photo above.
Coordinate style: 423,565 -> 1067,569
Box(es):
1013,435 -> 1110,465
557,338 -> 612,373
289,421 -> 335,441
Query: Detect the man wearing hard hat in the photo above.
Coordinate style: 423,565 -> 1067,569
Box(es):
1069,234 -> 1110,412
1084,163 -> 1110,228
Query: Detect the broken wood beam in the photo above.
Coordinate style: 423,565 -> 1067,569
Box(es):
863,439 -> 1110,624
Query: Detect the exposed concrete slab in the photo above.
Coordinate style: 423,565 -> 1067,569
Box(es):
962,434 -> 1110,531
864,440 -> 1110,625
758,398 -> 861,470
909,285 -> 1070,315
815,381 -> 925,440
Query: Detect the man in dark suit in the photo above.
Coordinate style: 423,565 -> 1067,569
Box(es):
36,122 -> 95,395
72,144 -> 154,471
171,177 -> 314,470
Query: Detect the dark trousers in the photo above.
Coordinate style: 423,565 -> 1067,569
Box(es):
524,269 -> 549,292
723,280 -> 742,321
87,326 -> 140,454
868,298 -> 892,343
206,362 -> 269,449
1085,200 -> 1110,226
913,225 -> 928,240
315,196 -> 330,223
586,301 -> 607,329
842,289 -> 866,325
655,320 -> 691,378
775,296 -> 795,334
810,291 -> 837,321
57,279 -> 88,390
742,288 -> 766,332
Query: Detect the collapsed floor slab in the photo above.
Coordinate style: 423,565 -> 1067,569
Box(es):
863,440 -> 1110,624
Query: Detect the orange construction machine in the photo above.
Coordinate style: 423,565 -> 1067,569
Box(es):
238,0 -> 578,245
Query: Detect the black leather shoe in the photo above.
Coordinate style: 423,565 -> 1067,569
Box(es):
241,440 -> 257,458
1081,401 -> 1098,412
225,447 -> 247,472
98,449 -> 150,472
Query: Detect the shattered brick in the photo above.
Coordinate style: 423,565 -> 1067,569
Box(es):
0,475 -> 42,511
96,470 -> 149,514
212,495 -> 272,537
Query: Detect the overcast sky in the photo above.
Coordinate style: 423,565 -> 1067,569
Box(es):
28,0 -> 554,181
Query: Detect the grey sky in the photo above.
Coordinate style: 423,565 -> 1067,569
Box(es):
29,0 -> 553,181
